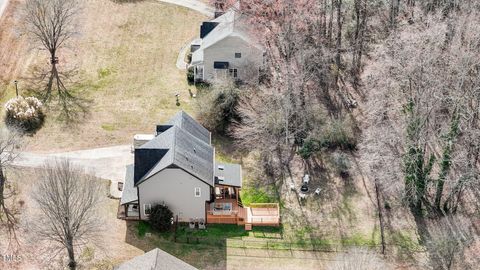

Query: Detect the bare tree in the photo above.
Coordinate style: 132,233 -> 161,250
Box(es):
23,0 -> 86,120
382,10 -> 480,216
426,215 -> 475,270
33,159 -> 103,270
0,128 -> 22,242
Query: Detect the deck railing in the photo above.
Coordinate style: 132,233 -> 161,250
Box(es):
249,203 -> 279,209
207,210 -> 238,216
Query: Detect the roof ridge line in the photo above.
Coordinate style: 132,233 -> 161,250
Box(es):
153,248 -> 160,269
172,126 -> 178,162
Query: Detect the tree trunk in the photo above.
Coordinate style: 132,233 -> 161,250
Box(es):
327,0 -> 334,46
334,0 -> 342,90
374,178 -> 386,255
67,238 -> 76,270
352,0 -> 367,90
390,0 -> 400,29
0,167 -> 5,208
322,0 -> 327,38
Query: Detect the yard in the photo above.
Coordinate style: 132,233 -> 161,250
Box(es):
0,168 -> 144,270
0,0 -> 206,152
0,1 -> 429,269
120,152 -> 423,270
126,221 -> 344,270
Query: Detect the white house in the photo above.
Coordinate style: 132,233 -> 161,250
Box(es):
119,111 -> 243,223
119,111 -> 280,228
190,8 -> 264,83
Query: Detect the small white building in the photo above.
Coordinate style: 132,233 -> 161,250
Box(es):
190,8 -> 264,83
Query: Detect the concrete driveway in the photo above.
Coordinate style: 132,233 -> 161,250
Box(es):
157,0 -> 214,17
0,0 -> 8,19
13,145 -> 134,198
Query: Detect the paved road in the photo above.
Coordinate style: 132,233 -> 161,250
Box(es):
13,145 -> 133,198
157,0 -> 214,17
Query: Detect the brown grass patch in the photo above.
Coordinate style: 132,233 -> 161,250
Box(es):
0,0 -> 206,152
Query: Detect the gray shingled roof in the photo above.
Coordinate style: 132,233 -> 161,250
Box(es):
191,9 -> 262,66
120,164 -> 138,204
166,111 -> 210,144
115,248 -> 198,270
136,125 -> 214,187
215,162 -> 242,187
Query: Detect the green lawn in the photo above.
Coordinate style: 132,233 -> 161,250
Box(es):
136,221 -> 281,241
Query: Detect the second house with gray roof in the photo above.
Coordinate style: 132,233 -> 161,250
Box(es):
190,5 -> 264,83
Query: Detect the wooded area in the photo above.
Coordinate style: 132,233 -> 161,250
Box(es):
202,1 -> 480,269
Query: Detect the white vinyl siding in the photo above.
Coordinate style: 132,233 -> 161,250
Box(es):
138,169 -> 211,222
202,36 -> 263,82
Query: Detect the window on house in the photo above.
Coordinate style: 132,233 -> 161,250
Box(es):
144,204 -> 152,216
195,187 -> 201,197
229,68 -> 238,78
235,53 -> 242,58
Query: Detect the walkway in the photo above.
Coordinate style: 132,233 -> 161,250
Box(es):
176,39 -> 192,70
156,0 -> 214,70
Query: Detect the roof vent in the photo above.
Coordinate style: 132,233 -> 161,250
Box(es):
218,176 -> 225,181
193,147 -> 196,153
218,165 -> 225,170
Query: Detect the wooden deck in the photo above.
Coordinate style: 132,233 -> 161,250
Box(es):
206,199 -> 245,224
246,203 -> 280,226
206,200 -> 279,227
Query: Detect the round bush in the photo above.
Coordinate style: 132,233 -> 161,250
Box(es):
148,204 -> 173,232
5,96 -> 45,135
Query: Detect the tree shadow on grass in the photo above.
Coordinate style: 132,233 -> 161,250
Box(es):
22,64 -> 93,125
